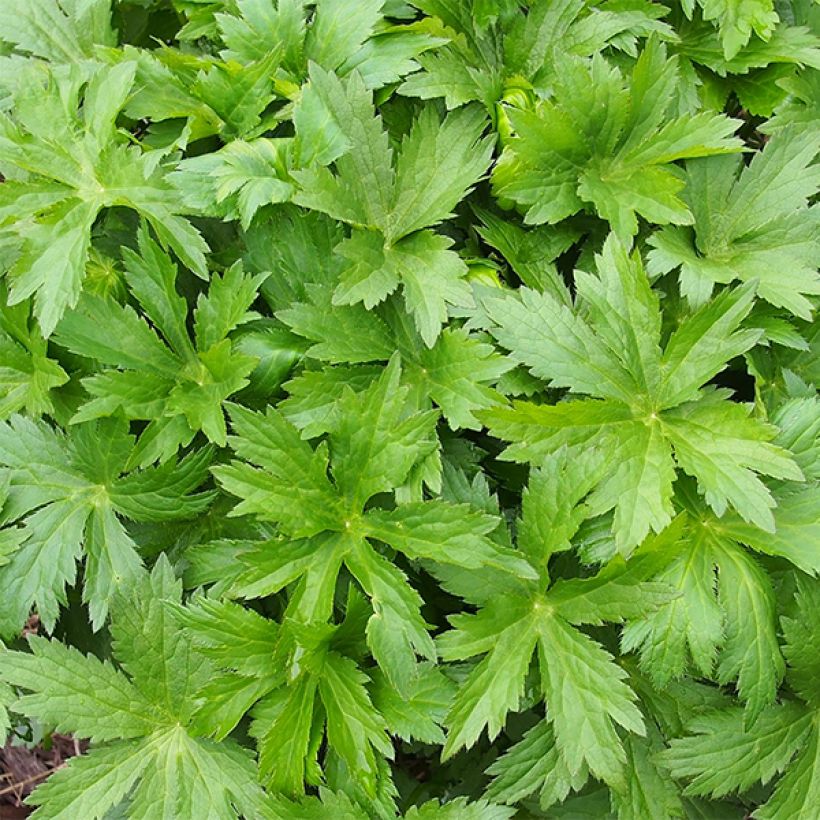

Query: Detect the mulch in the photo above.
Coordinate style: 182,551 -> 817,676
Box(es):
0,734 -> 86,818
0,616 -> 86,818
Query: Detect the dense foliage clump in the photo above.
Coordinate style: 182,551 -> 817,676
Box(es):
0,1 -> 818,818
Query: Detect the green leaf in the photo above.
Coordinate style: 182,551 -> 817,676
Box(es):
0,417 -> 210,633
371,662 -> 455,744
647,128 -> 820,318
0,62 -> 207,334
170,595 -> 280,677
440,602 -> 539,759
493,41 -> 741,238
486,719 -> 588,809
755,728 -> 820,820
293,67 -> 489,345
318,651 -> 393,796
406,796 -> 516,819
306,0 -> 384,73
345,538 -> 436,694
327,357 -> 438,507
172,139 -> 293,229
387,104 -> 493,242
251,678 -> 318,795
663,397 -> 802,532
217,0 -> 308,68
484,234 -> 801,551
362,500 -> 535,578
662,703 -> 812,799
0,292 -> 68,419
1,636 -> 160,742
24,740 -> 150,820
55,233 -> 261,461
695,0 -> 779,60
0,0 -> 115,62
621,530 -> 717,684
194,51 -> 281,140
611,729 -> 684,820
537,615 -> 644,789
293,64 -> 395,229
781,576 -> 820,708
214,404 -> 339,535
712,539 -> 784,720
333,230 -> 473,347
658,282 -> 760,408
0,559 -> 267,819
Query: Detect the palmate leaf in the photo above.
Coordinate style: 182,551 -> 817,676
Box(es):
0,558 -> 270,820
214,358 -> 534,694
216,0 -> 441,89
244,612 -> 395,801
647,126 -> 820,317
482,233 -> 802,553
113,46 -> 280,147
0,284 -> 68,420
762,65 -> 820,134
0,415 -> 212,633
492,38 -> 742,238
399,0 -> 674,111
693,0 -> 780,60
437,448 -> 674,791
292,65 -> 494,345
371,662 -> 455,745
277,289 -> 511,429
487,720 -> 683,820
663,576 -> 820,820
54,225 -> 264,466
0,0 -> 116,63
0,61 -> 208,334
174,591 -> 399,799
622,393 -> 817,716
171,138 -> 294,229
622,507 -> 785,721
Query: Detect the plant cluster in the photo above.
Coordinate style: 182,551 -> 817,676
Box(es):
0,1 -> 818,818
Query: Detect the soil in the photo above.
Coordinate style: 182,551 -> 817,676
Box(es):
0,733 -> 85,818
0,617 -> 86,817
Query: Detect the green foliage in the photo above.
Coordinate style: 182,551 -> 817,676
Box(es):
492,38 -> 743,238
0,1 -> 817,818
54,224 -> 266,465
1,558 -> 271,819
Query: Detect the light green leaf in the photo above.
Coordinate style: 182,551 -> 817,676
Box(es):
537,615 -> 644,788
486,720 -> 588,809
371,662 -> 455,745
363,499 -> 535,578
214,404 -> 339,535
388,104 -> 493,242
664,398 -> 802,531
441,606 -> 538,759
1,636 -> 160,742
662,703 -> 811,798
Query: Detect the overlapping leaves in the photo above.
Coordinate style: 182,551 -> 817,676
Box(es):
0,1 -> 816,818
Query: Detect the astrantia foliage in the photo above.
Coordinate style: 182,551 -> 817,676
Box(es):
0,1 -> 817,819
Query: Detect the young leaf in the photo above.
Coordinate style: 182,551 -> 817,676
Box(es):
492,40 -> 742,238
292,65 -> 493,344
215,359 -> 531,693
0,62 -> 207,334
647,127 -> 820,317
54,226 -> 263,465
0,415 -> 212,633
0,559 -> 269,820
482,234 -> 801,552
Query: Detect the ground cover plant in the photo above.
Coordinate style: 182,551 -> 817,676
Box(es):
0,0 -> 818,817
